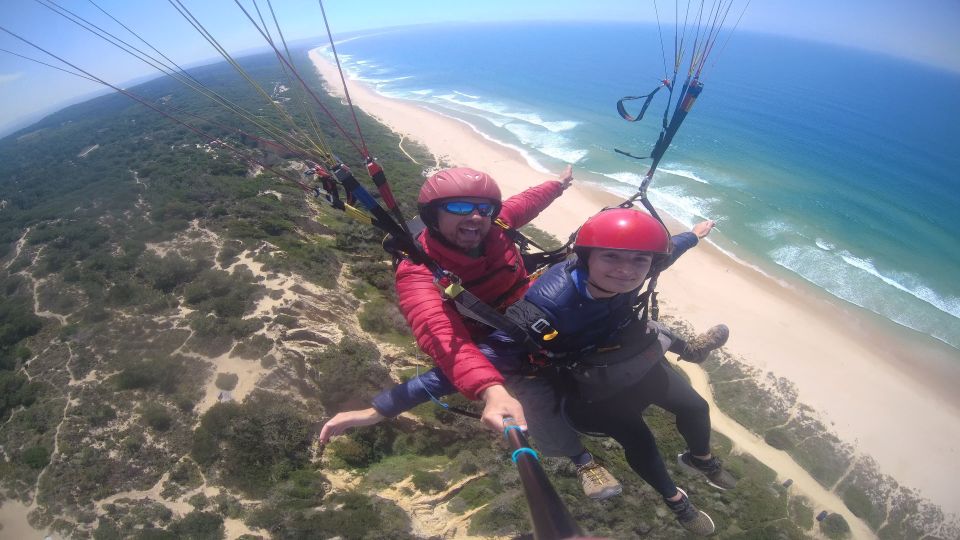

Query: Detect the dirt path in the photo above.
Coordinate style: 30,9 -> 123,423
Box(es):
677,361 -> 876,539
374,473 -> 506,539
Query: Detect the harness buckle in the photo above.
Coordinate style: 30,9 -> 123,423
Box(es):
434,270 -> 464,298
530,318 -> 553,334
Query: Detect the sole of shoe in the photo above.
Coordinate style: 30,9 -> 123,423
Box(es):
677,453 -> 730,491
587,484 -> 623,501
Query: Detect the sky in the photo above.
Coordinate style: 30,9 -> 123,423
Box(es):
1,0 -> 959,136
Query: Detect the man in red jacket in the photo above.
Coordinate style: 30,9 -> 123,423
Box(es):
395,166 -> 572,431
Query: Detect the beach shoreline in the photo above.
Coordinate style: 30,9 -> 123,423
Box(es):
308,48 -> 960,517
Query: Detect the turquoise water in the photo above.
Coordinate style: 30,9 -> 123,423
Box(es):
322,22 -> 960,350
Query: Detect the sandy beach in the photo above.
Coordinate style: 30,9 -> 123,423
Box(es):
309,47 -> 960,522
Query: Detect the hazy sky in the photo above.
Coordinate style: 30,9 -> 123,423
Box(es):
1,0 -> 958,135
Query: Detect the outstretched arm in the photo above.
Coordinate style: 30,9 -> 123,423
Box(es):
661,219 -> 715,269
371,367 -> 457,417
318,408 -> 384,444
691,219 -> 715,238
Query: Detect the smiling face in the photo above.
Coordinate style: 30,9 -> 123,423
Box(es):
436,197 -> 495,251
585,249 -> 654,297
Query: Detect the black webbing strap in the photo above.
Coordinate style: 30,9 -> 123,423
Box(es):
616,79 -> 671,122
441,282 -> 545,356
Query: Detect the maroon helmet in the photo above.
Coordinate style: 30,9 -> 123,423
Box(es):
418,167 -> 502,229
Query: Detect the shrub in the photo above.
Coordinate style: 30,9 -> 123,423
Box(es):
821,513 -> 851,539
358,297 -> 408,335
142,403 -> 173,432
214,373 -> 238,391
169,511 -> 224,539
411,470 -> 446,493
83,403 -> 117,427
141,253 -> 203,293
843,485 -> 883,529
22,445 -> 51,469
310,336 -> 387,410
114,357 -> 184,394
764,427 -> 795,450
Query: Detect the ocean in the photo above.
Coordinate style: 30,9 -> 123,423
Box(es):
320,22 -> 960,351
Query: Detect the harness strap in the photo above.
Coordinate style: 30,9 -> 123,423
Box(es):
616,79 -> 672,122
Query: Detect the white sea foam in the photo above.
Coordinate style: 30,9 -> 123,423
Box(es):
453,90 -> 480,99
838,252 -> 960,319
409,89 -> 432,96
647,185 -> 718,229
660,166 -> 710,184
815,238 -> 835,251
435,94 -> 578,133
756,220 -> 792,239
502,123 -> 587,164
357,75 -> 414,86
425,107 -> 551,173
771,244 -> 960,345
600,171 -> 645,187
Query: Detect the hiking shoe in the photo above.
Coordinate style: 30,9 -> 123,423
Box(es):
678,452 -> 738,491
577,459 -> 622,500
665,487 -> 715,536
679,324 -> 729,363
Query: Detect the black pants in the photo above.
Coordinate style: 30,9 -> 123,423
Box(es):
564,358 -> 711,498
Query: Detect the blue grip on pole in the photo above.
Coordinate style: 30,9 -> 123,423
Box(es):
512,447 -> 539,463
504,424 -> 523,440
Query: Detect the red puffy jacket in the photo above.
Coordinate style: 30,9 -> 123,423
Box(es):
396,180 -> 565,399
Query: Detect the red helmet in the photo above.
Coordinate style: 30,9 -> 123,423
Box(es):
418,168 -> 502,231
418,167 -> 502,205
575,208 -> 671,254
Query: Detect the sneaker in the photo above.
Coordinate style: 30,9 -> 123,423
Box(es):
678,452 -> 737,491
665,487 -> 715,536
576,459 -> 623,500
679,324 -> 730,363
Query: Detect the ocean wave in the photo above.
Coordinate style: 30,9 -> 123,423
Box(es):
356,75 -> 414,86
756,220 -> 793,239
435,94 -> 578,132
502,123 -> 587,164
600,171 -> 645,186
660,166 -> 710,184
838,252 -> 960,319
771,244 -> 960,346
594,173 -> 717,225
815,238 -> 835,250
647,185 -> 718,228
425,107 -> 551,173
453,90 -> 480,99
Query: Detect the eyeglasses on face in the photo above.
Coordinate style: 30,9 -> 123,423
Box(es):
440,201 -> 496,217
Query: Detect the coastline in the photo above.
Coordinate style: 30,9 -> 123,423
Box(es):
307,47 -> 960,520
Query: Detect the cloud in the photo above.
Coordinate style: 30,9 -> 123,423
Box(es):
0,73 -> 23,85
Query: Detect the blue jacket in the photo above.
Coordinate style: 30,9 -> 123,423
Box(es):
371,232 -> 700,417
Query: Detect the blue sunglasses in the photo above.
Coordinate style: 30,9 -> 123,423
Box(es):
440,201 -> 496,217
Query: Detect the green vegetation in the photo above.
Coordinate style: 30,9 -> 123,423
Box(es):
141,403 -> 174,432
191,392 -> 311,498
821,513 -> 852,539
214,372 -> 238,391
309,335 -> 388,410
